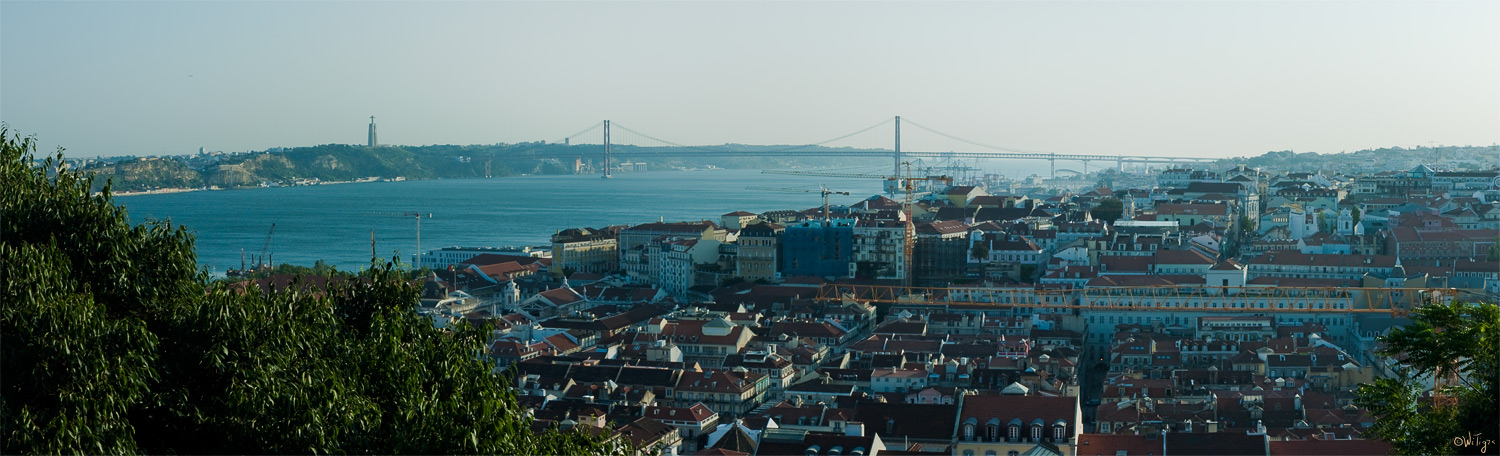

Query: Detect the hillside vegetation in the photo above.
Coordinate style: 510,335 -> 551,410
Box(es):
86,142 -> 869,192
3,129 -> 620,454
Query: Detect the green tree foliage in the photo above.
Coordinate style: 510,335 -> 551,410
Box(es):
1355,300 -> 1499,455
1090,197 -> 1124,224
1,128 -> 618,454
242,259 -> 350,279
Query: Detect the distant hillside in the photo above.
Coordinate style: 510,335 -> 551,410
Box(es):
85,143 -> 880,192
88,141 -> 1497,192
90,157 -> 203,191
1212,145 -> 1500,174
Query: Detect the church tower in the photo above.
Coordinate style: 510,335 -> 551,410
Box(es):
368,116 -> 378,147
1336,209 -> 1354,236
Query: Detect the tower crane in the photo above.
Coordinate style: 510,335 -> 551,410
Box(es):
761,170 -> 901,195
761,168 -> 955,196
758,165 -> 952,286
257,223 -> 276,269
746,186 -> 851,221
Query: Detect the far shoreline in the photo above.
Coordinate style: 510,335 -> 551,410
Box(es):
102,166 -> 782,198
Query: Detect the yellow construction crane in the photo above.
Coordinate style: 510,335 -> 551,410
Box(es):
760,165 -> 953,287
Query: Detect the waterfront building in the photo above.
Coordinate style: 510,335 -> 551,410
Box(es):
721,211 -> 760,230
418,246 -> 546,270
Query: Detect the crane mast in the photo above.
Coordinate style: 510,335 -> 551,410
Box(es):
257,223 -> 276,269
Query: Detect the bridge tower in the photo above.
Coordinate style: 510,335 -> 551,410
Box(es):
893,116 -> 902,178
603,120 -> 612,179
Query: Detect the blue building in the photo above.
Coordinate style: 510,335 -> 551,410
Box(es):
780,218 -> 855,279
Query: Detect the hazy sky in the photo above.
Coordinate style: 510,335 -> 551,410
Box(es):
3,1 -> 1497,159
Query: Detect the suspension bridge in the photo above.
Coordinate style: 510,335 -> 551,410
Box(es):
535,116 -> 1219,178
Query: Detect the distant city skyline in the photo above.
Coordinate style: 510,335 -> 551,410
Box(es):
2,1 -> 1497,159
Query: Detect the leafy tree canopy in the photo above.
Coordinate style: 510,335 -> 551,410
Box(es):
1090,197 -> 1124,224
1355,299 -> 1499,455
1,127 -> 618,454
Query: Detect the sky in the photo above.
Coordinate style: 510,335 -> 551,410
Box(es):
2,1 -> 1497,160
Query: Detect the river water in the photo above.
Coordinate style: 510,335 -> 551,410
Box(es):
119,166 -> 1050,274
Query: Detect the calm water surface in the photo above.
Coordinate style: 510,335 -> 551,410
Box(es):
120,169 -> 898,273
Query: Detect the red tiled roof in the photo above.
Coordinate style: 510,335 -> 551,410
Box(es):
461,253 -> 550,268
1246,277 -> 1360,287
677,369 -> 765,394
1250,253 -> 1397,268
1076,433 -> 1159,456
958,394 -> 1077,430
645,402 -> 717,423
1211,260 -> 1244,271
1099,256 -> 1153,272
625,221 -> 720,233
1155,249 -> 1215,265
1088,275 -> 1205,287
918,220 -> 970,235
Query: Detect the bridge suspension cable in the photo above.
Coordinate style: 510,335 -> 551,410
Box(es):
759,117 -> 895,153
608,122 -> 728,155
899,118 -> 1054,155
608,119 -> 895,156
558,121 -> 604,144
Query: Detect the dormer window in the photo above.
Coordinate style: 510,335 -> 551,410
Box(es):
1031,425 -> 1042,441
963,424 -> 975,441
1008,425 -> 1019,442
